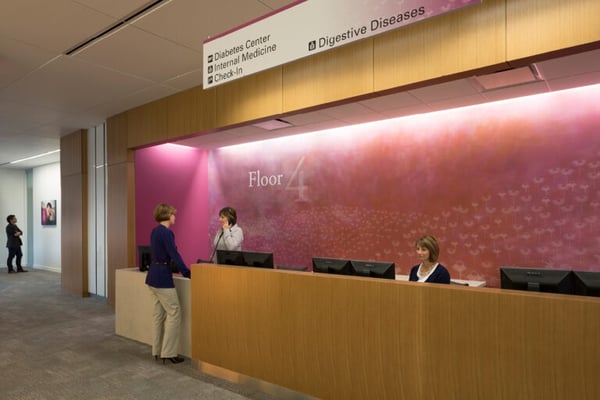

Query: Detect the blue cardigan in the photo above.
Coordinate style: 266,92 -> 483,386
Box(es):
145,224 -> 190,288
409,263 -> 451,284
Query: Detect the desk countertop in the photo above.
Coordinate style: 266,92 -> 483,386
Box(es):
395,274 -> 486,287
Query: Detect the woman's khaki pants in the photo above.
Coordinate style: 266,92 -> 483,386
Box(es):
148,286 -> 181,358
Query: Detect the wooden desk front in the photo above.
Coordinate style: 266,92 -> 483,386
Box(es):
191,264 -> 600,400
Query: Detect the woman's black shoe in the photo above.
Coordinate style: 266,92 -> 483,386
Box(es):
162,356 -> 184,364
154,355 -> 159,361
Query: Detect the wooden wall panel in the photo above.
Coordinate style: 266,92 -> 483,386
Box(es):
215,68 -> 283,128
127,98 -> 169,149
167,86 -> 217,139
196,86 -> 217,133
126,155 -> 135,269
282,40 -> 373,112
106,159 -> 135,305
507,0 -> 600,62
60,131 -> 88,297
489,293 -> 600,400
191,265 -> 600,400
192,266 -> 423,399
107,112 -> 135,305
60,174 -> 88,297
417,287 -> 600,400
374,0 -> 507,92
107,112 -> 128,165
166,88 -> 197,139
60,129 -> 86,177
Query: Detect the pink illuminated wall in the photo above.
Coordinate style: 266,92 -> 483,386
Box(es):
208,85 -> 600,286
135,144 -> 209,266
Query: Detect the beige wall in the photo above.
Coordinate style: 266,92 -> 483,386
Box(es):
58,0 -> 600,301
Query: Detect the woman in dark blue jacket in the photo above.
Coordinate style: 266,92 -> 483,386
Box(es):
145,204 -> 191,364
409,235 -> 451,284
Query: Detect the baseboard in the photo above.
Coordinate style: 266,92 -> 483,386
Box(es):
194,360 -> 318,400
33,265 -> 61,273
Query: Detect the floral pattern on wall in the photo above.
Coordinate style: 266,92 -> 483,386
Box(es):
209,85 -> 600,287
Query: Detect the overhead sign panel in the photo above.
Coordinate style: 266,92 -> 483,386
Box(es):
203,0 -> 482,88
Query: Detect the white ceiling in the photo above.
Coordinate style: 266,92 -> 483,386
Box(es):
1,0 -> 600,168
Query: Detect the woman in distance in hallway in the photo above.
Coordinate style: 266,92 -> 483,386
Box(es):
409,235 -> 451,284
6,215 -> 27,273
211,206 -> 244,263
145,204 -> 191,364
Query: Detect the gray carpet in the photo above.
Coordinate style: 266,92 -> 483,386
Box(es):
0,268 -> 279,400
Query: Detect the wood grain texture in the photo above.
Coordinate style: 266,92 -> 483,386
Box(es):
60,130 -> 88,297
374,0 -> 506,92
60,129 -> 86,177
127,98 -> 168,149
215,68 -> 283,128
191,265 -> 600,400
507,0 -> 600,61
106,111 -> 136,305
106,160 -> 135,304
106,112 -> 128,165
167,86 -> 217,139
283,40 -> 373,112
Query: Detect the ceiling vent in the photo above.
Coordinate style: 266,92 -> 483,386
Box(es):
252,118 -> 293,131
474,65 -> 544,91
64,0 -> 166,55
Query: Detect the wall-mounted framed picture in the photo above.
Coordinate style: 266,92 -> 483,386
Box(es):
41,200 -> 57,225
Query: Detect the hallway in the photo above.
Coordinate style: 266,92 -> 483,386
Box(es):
0,269 -> 277,400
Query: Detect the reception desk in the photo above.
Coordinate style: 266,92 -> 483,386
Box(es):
115,268 -> 191,357
190,264 -> 600,400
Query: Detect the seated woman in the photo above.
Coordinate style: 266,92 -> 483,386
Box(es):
409,235 -> 451,284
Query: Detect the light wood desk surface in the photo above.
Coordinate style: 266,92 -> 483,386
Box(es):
395,274 -> 486,287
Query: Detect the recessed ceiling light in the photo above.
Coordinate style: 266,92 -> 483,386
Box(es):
9,149 -> 60,164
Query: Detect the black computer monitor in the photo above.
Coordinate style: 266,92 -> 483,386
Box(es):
138,245 -> 151,272
216,250 -> 245,266
572,271 -> 600,297
350,260 -> 396,280
242,251 -> 274,269
500,267 -> 574,294
312,257 -> 352,275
